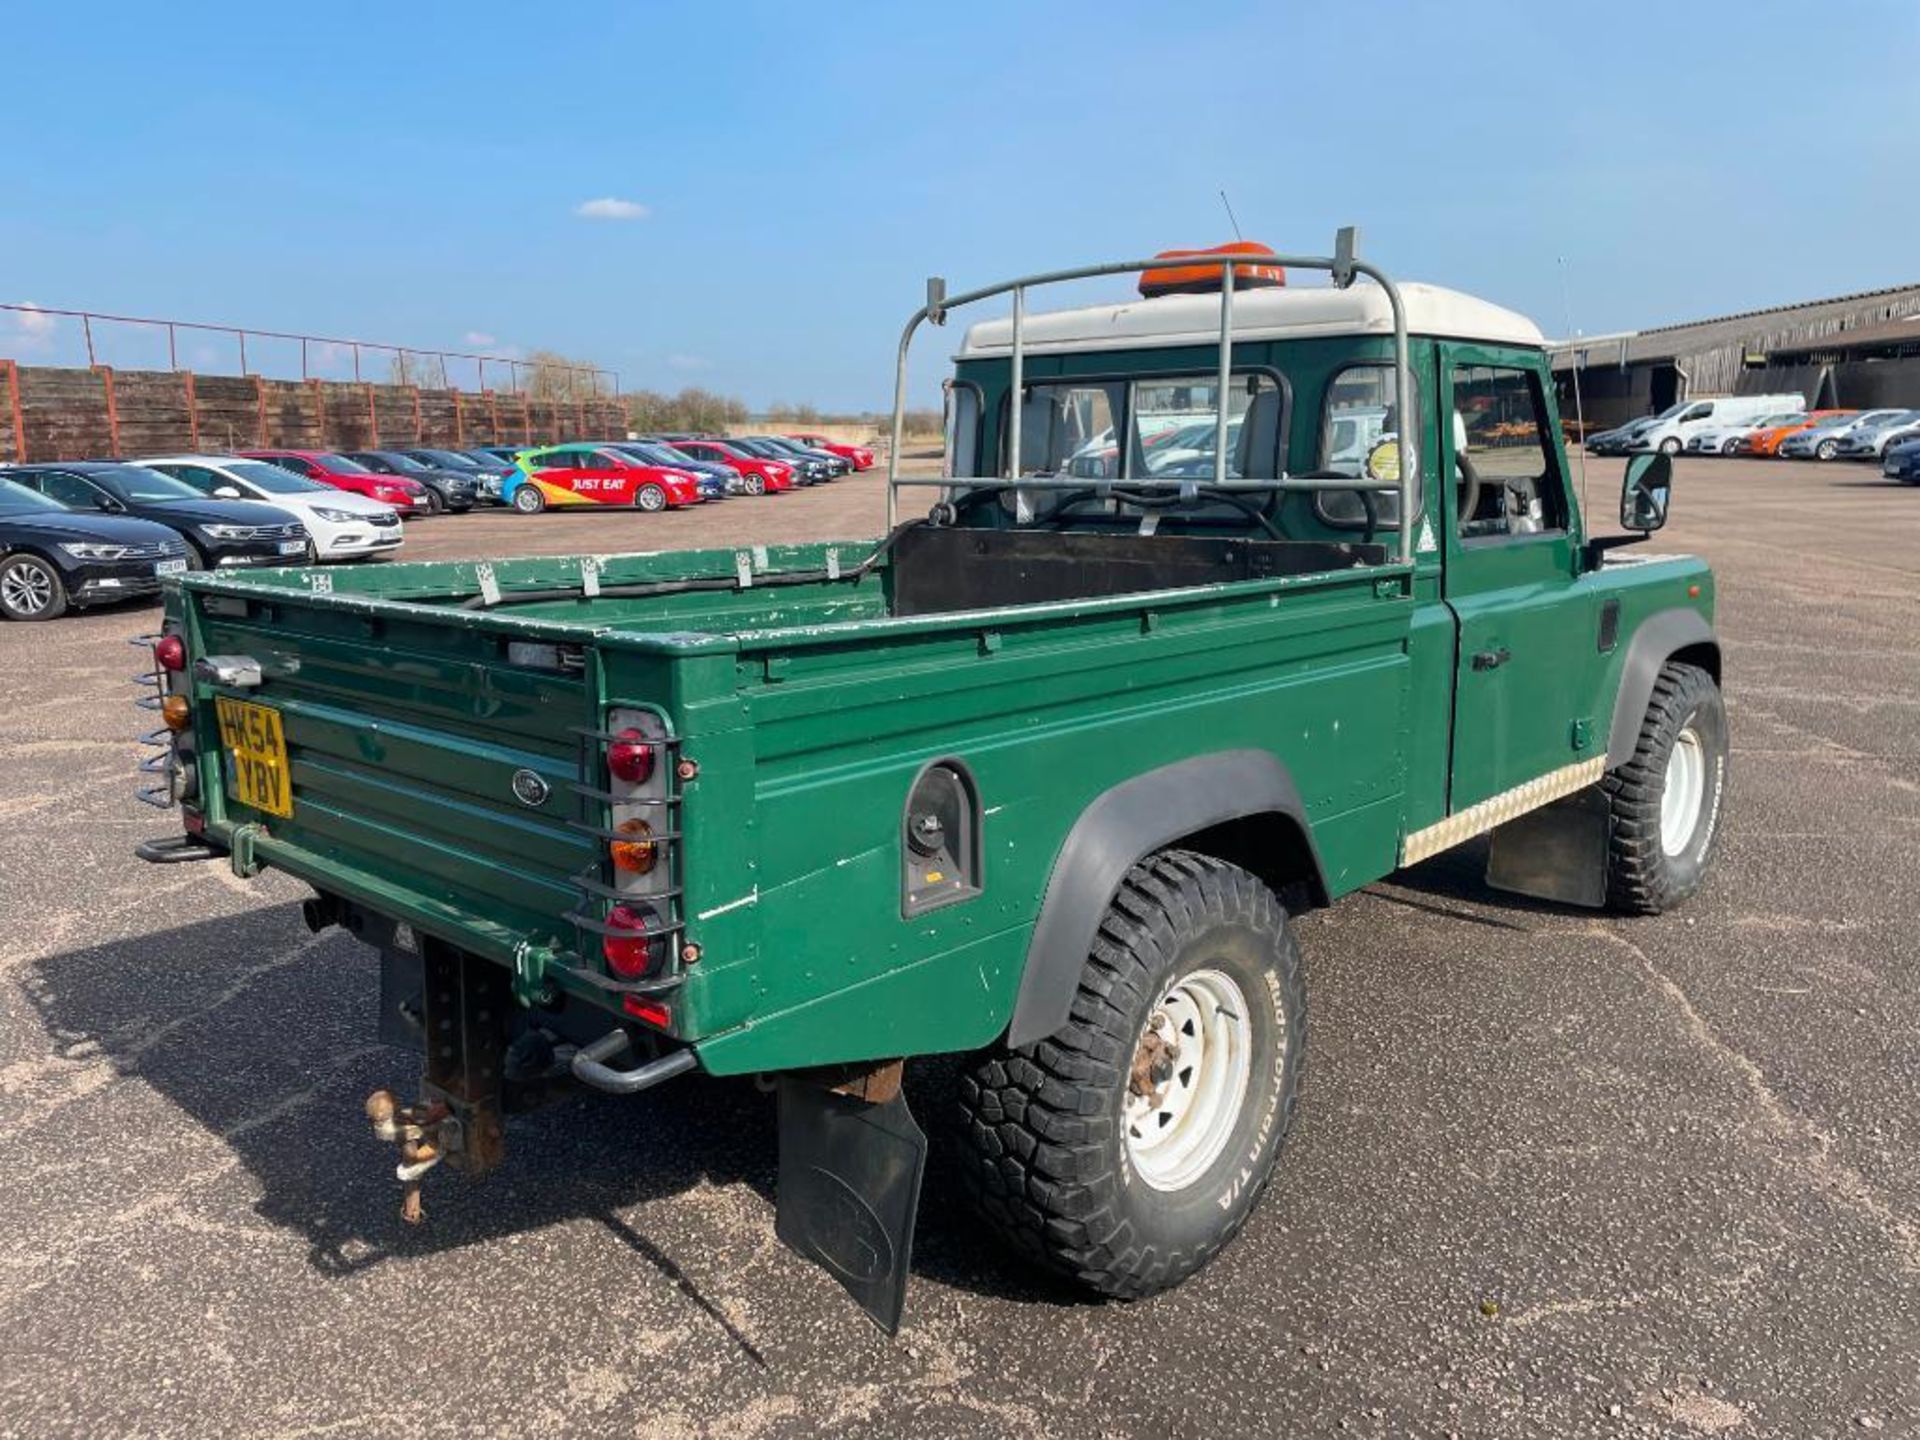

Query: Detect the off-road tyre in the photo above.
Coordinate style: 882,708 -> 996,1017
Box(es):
1602,660 -> 1727,914
956,850 -> 1305,1299
0,554 -> 68,620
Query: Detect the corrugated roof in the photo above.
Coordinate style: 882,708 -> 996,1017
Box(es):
1549,282 -> 1920,369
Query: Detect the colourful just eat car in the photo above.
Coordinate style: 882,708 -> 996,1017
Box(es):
504,444 -> 704,514
784,432 -> 876,470
240,450 -> 431,514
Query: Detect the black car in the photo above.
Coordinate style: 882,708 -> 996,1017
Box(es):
1885,437 -> 1920,484
0,475 -> 191,620
753,435 -> 853,478
469,445 -> 527,466
3,462 -> 310,571
731,436 -> 835,484
396,448 -> 517,504
341,451 -> 477,513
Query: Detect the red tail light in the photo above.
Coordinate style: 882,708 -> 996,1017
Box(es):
622,996 -> 671,1028
154,635 -> 186,672
608,729 -> 656,784
603,903 -> 663,979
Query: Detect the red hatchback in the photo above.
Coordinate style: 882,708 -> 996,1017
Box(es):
241,450 -> 430,514
785,432 -> 875,470
671,439 -> 796,492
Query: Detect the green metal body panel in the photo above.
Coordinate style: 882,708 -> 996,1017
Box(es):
158,332 -> 1715,1078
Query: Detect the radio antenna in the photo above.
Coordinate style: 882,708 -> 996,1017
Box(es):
1559,255 -> 1590,523
1219,190 -> 1245,241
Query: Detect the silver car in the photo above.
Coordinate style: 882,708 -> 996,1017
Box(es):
1779,409 -> 1907,460
1834,410 -> 1920,459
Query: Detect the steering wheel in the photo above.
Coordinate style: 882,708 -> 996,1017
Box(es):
1455,449 -> 1485,525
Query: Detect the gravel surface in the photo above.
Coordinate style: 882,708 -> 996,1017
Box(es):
0,456 -> 1915,1438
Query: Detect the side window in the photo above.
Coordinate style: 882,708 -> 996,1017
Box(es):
592,449 -> 628,468
1451,364 -> 1566,541
1315,362 -> 1424,530
38,471 -> 108,508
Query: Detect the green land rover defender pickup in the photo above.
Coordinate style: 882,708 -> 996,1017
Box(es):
134,232 -> 1725,1331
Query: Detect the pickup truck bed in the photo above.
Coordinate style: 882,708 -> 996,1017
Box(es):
166,530 -> 1415,1074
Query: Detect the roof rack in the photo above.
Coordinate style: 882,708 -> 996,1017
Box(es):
885,226 -> 1416,565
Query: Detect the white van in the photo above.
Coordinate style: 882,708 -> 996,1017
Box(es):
1629,393 -> 1806,455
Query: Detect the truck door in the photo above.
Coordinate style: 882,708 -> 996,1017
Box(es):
1440,347 -> 1592,812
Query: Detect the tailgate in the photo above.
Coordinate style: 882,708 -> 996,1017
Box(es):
185,589 -> 599,960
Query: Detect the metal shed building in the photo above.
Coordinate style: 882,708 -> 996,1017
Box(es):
1548,283 -> 1920,428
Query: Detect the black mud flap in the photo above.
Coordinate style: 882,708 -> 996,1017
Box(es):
1487,785 -> 1610,908
774,1079 -> 927,1334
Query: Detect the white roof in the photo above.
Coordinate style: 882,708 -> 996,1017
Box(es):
957,281 -> 1544,358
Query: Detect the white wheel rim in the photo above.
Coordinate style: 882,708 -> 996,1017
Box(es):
1124,968 -> 1254,1192
1661,726 -> 1707,856
640,488 -> 665,510
2,563 -> 53,614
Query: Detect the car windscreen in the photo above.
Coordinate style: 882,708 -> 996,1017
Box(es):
225,461 -> 325,494
88,464 -> 205,502
0,478 -> 68,514
315,453 -> 374,473
363,451 -> 430,471
416,450 -> 482,468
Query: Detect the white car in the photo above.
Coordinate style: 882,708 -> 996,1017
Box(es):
1684,412 -> 1802,456
139,454 -> 404,561
1834,410 -> 1920,459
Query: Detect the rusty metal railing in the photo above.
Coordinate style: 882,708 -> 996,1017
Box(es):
0,302 -> 619,399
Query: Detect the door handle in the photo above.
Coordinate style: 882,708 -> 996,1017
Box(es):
1471,647 -> 1511,672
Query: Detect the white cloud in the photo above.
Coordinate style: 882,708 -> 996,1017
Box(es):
667,353 -> 711,371
464,330 -> 497,347
5,301 -> 57,351
575,197 -> 650,221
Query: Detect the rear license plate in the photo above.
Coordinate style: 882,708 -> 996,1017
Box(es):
214,697 -> 293,818
155,558 -> 187,576
277,539 -> 306,555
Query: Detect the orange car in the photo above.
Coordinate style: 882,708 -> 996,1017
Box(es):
1740,409 -> 1853,456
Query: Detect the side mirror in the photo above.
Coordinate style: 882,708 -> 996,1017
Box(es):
214,486 -> 243,499
99,495 -> 126,513
1620,452 -> 1672,532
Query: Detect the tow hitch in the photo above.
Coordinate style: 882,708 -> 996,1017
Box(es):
364,1090 -> 458,1225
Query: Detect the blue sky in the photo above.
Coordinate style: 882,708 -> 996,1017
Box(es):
6,0 -> 1917,410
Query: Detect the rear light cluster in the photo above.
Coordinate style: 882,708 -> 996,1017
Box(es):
582,708 -> 683,1020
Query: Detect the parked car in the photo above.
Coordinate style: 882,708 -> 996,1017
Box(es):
1586,417 -> 1659,455
1832,410 -> 1920,459
141,455 -> 404,562
1685,412 -> 1802,456
725,436 -> 835,483
397,448 -> 517,503
341,450 -> 477,513
3,462 -> 309,570
666,438 -> 796,494
750,436 -> 852,479
240,450 -> 430,515
603,442 -> 738,499
503,444 -> 704,514
785,432 -> 876,470
1775,411 -> 1872,460
469,445 -> 529,466
1884,436 -> 1920,484
0,475 -> 189,620
1737,411 -> 1847,457
1627,393 -> 1806,455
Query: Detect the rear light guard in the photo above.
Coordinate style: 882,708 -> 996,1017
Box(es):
562,704 -> 690,1024
130,624 -> 199,812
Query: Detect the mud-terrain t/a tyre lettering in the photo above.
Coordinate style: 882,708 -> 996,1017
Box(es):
956,850 -> 1305,1297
